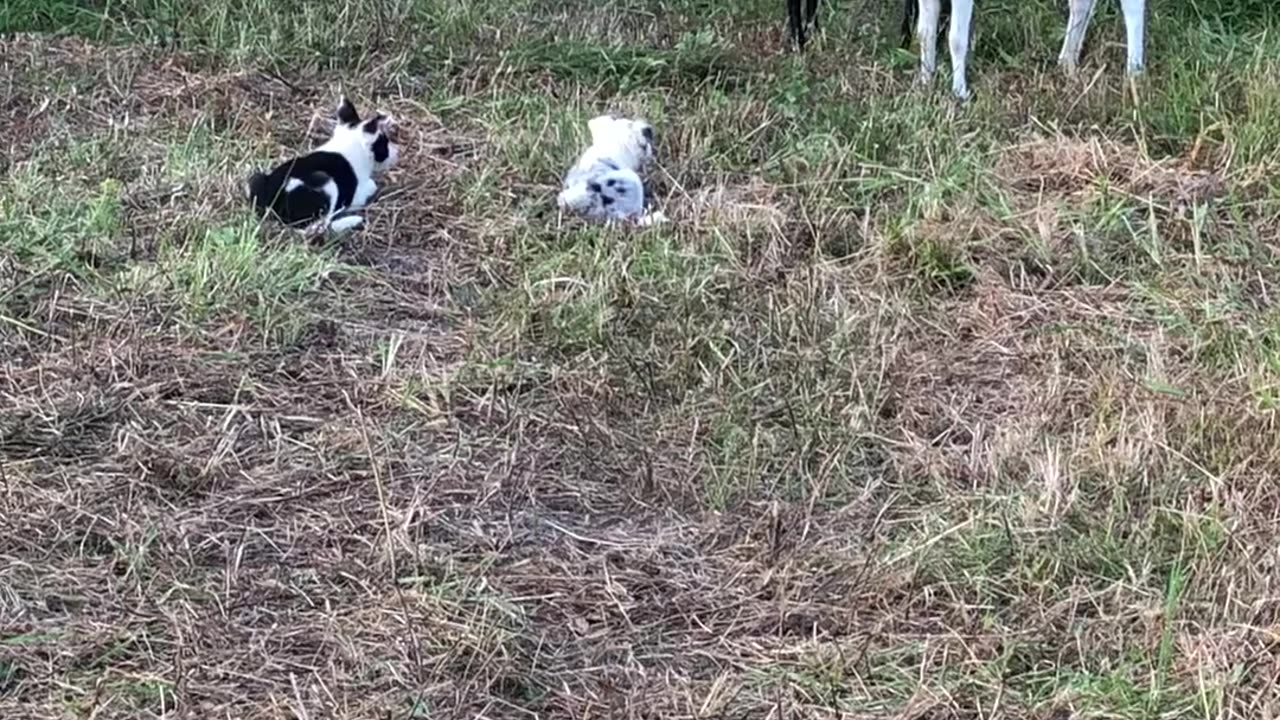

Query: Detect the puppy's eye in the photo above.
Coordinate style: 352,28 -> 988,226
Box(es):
641,126 -> 655,143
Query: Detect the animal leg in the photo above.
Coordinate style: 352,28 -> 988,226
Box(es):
948,0 -> 974,99
327,215 -> 365,233
1120,0 -> 1145,74
318,177 -> 379,234
917,0 -> 942,86
787,0 -> 805,50
351,177 -> 379,211
636,210 -> 669,227
900,0 -> 917,48
317,180 -> 343,231
1059,0 -> 1097,76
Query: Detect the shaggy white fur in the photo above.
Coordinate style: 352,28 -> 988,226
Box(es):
558,114 -> 665,226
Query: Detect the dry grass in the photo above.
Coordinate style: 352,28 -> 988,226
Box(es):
4,1 -> 1280,717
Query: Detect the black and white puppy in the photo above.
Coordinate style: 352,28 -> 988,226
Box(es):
558,114 -> 665,226
247,97 -> 400,233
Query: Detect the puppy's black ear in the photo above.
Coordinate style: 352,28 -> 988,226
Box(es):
336,97 -> 360,125
362,114 -> 385,134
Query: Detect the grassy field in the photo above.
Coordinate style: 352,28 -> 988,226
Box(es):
3,0 -> 1280,717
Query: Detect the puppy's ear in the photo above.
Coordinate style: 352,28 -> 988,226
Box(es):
336,97 -> 360,125
587,114 -> 616,140
362,113 -> 389,134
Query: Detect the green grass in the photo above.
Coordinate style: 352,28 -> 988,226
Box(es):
143,220 -> 342,335
3,0 -> 1279,718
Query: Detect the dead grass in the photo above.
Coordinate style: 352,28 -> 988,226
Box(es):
4,4 -> 1280,718
993,132 -> 1229,220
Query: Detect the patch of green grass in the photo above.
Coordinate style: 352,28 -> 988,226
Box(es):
504,31 -> 743,92
0,120 -> 346,347
163,122 -> 222,182
897,480 -> 1227,611
0,157 -> 127,330
0,659 -> 20,697
1055,668 -> 1210,720
1,631 -> 62,647
111,677 -> 175,710
0,166 -> 124,273
134,220 -> 343,340
0,0 -> 98,33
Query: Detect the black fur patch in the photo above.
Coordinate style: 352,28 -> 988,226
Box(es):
302,171 -> 331,187
337,98 -> 360,125
248,172 -> 269,200
372,135 -> 390,164
249,151 -> 358,225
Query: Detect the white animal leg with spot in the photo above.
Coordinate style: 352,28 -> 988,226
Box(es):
948,0 -> 974,99
351,177 -> 379,211
1059,0 -> 1097,75
1121,0 -> 1145,75
916,0 -> 942,86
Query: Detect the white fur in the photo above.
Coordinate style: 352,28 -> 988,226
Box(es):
558,114 -> 664,226
1060,0 -> 1145,75
917,0 -> 1146,100
314,100 -> 399,235
559,168 -> 647,220
327,215 -> 365,233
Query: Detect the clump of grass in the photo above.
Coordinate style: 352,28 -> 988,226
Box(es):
137,220 -> 344,338
0,161 -> 124,269
0,157 -> 127,330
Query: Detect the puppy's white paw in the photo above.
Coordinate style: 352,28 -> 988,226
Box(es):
636,210 -> 668,227
328,215 -> 365,233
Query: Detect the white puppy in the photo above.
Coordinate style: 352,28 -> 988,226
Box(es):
558,114 -> 665,226
914,0 -> 1146,100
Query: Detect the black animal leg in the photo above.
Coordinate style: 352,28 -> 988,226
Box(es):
900,0 -> 917,48
787,0 -> 806,50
